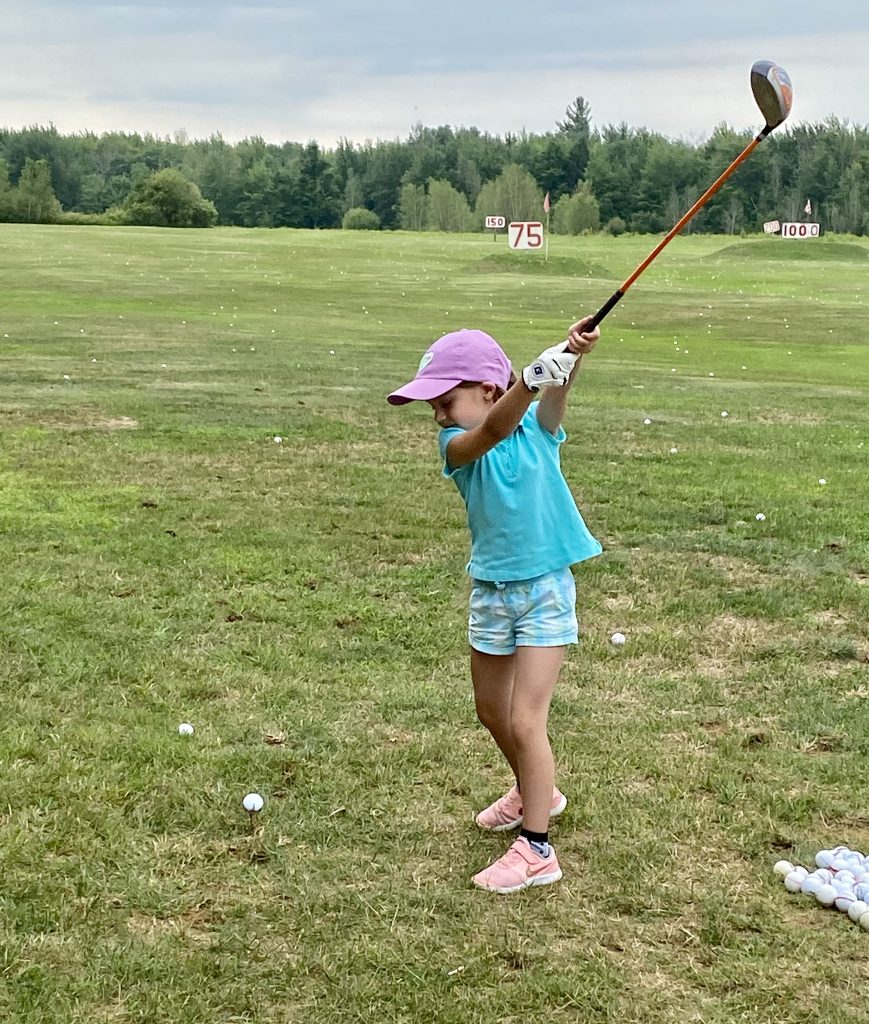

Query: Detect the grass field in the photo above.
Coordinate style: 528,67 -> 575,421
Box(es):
1,223 -> 868,1023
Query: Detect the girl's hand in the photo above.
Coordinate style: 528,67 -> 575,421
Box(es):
565,315 -> 600,355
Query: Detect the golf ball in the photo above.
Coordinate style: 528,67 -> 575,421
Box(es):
835,892 -> 856,913
610,632 -> 626,647
816,850 -> 835,869
818,479 -> 826,485
860,911 -> 869,932
178,722 -> 194,735
720,411 -> 729,418
815,883 -> 838,907
755,513 -> 766,522
242,792 -> 264,813
274,436 -> 283,444
801,874 -> 823,896
773,860 -> 794,877
855,883 -> 869,902
849,900 -> 868,922
643,418 -> 652,425
784,871 -> 804,893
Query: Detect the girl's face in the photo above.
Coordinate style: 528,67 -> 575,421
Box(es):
427,383 -> 497,430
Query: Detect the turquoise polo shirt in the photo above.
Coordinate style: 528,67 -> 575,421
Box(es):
439,403 -> 602,582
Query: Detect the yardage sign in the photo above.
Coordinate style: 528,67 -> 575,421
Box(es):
781,222 -> 820,238
508,221 -> 543,250
763,220 -> 781,234
485,215 -> 506,229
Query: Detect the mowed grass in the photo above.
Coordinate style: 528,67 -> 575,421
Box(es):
1,223 -> 868,1023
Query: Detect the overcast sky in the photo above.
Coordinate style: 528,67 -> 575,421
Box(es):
2,1 -> 867,147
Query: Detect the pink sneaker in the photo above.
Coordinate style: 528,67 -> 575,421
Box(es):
472,836 -> 563,893
475,785 -> 567,831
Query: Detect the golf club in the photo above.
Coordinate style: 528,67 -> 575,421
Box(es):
574,60 -> 793,334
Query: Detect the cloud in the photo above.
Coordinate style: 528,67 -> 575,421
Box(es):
0,2 -> 866,145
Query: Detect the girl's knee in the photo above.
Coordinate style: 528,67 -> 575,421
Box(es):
475,698 -> 505,732
510,713 -> 548,750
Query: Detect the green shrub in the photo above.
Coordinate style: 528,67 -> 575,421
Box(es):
603,216 -> 627,236
551,183 -> 600,235
124,168 -> 217,227
60,211 -> 113,226
342,207 -> 381,230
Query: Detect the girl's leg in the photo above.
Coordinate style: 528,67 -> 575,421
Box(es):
509,646 -> 565,833
470,647 -> 519,780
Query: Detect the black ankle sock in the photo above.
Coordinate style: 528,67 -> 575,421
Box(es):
520,828 -> 548,845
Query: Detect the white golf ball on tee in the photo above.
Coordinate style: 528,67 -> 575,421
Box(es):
242,792 -> 264,813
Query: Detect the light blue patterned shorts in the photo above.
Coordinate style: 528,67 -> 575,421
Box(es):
468,567 -> 578,656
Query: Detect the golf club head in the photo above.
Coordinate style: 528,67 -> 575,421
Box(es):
751,60 -> 793,130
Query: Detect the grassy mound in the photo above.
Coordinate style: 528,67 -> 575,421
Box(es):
707,238 -> 869,261
474,251 -> 614,277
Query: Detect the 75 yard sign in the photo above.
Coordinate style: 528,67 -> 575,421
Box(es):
508,221 -> 544,250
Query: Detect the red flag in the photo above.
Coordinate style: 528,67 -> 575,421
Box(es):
543,191 -> 550,214
804,198 -> 812,215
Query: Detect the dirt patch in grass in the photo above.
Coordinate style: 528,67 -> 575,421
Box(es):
98,415 -> 138,429
702,614 -> 779,651
41,412 -> 139,430
752,409 -> 825,426
127,909 -> 217,945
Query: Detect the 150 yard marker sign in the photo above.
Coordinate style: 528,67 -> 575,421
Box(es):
508,221 -> 543,250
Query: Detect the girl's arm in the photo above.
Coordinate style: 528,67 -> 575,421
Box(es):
536,317 -> 600,436
446,339 -> 584,468
445,375 -> 536,468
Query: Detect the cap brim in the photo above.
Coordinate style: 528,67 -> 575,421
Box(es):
387,377 -> 461,405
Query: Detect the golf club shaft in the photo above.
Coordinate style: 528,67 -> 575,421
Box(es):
580,126 -> 771,333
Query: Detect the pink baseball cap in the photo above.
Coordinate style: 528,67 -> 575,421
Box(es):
387,329 -> 512,405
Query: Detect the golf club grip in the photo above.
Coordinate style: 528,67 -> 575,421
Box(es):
562,290 -> 624,351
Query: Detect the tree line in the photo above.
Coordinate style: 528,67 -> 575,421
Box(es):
1,101 -> 867,234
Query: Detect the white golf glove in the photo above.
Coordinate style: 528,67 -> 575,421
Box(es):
522,344 -> 578,391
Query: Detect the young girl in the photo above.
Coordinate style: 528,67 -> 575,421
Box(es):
387,317 -> 601,893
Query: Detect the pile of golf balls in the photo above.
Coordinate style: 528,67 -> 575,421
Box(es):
775,847 -> 869,929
